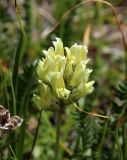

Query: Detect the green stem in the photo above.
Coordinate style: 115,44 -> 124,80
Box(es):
9,71 -> 17,157
98,119 -> 109,159
17,71 -> 35,160
116,127 -> 123,160
123,125 -> 127,160
9,145 -> 17,160
17,99 -> 28,160
9,71 -> 16,115
29,109 -> 43,159
55,108 -> 62,160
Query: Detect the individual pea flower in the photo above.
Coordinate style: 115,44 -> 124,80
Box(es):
33,81 -> 59,111
33,38 -> 94,110
50,72 -> 70,100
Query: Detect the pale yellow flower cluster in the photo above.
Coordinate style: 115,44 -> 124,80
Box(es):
33,38 -> 94,110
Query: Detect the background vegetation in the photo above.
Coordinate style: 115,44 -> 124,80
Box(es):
0,0 -> 127,159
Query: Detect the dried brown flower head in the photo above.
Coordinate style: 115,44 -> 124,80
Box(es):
0,105 -> 23,137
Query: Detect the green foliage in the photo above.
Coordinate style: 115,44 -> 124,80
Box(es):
73,112 -> 101,159
116,81 -> 127,102
0,0 -> 127,159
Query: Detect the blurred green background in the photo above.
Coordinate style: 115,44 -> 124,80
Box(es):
0,0 -> 127,160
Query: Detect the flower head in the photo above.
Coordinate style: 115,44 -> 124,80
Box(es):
33,38 -> 94,110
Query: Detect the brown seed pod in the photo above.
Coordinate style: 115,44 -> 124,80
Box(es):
0,105 -> 10,125
0,105 -> 23,138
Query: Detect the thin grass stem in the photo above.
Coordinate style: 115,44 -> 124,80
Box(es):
116,127 -> 123,160
28,108 -> 43,159
9,145 -> 17,160
98,119 -> 109,158
17,71 -> 35,160
9,71 -> 16,115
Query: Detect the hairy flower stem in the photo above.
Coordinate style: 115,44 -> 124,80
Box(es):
55,106 -> 63,160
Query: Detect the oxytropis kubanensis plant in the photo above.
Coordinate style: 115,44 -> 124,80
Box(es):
33,38 -> 94,110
